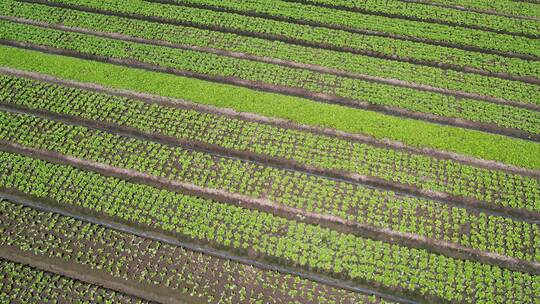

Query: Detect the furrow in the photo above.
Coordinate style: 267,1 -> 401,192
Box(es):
0,110 -> 539,269
0,257 -> 154,304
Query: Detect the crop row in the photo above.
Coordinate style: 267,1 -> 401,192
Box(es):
18,0 -> 539,78
96,0 -> 540,57
4,1 -> 539,106
286,0 -> 539,36
2,21 -> 539,135
1,73 -> 539,220
0,258 -> 150,304
3,44 -> 540,173
0,200 -> 386,304
1,153 -> 539,304
0,111 -> 538,264
420,0 -> 540,19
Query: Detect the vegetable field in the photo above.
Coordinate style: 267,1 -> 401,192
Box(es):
0,0 -> 538,303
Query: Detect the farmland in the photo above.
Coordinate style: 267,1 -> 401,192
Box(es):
0,0 -> 538,303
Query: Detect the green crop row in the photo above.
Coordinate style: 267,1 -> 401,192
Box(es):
2,46 -> 539,171
288,0 -> 540,36
0,258 -> 149,304
423,0 -> 540,19
153,0 -> 540,57
22,0 -> 540,78
2,74 -> 539,220
4,1 -> 538,106
0,153 -> 538,303
1,110 -> 538,263
2,20 -> 539,135
0,200 -> 386,304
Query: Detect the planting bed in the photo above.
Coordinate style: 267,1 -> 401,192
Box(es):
0,0 -> 538,303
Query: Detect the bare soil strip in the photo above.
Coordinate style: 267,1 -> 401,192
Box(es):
4,15 -> 538,112
148,0 -> 540,60
268,0 -> 540,38
20,0 -> 540,84
2,101 -> 539,224
2,39 -> 539,144
1,67 -> 538,180
1,141 -> 538,276
0,192 -> 418,304
0,246 -> 182,304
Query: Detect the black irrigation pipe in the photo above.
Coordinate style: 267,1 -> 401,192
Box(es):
0,192 -> 420,304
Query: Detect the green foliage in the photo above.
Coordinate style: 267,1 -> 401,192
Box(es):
6,1 -> 539,105
0,112 -> 539,263
2,20 -> 538,134
1,45 -> 539,170
291,0 -> 540,36
1,74 -> 538,214
0,162 -> 538,303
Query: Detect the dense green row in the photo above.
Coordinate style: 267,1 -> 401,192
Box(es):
2,20 -> 539,135
160,0 -> 540,57
0,200 -> 383,304
23,0 -> 540,78
0,259 -> 149,304
1,153 -> 538,303
3,46 -> 540,171
285,0 -> 540,36
2,74 -> 538,219
1,110 -> 538,263
4,1 -> 538,106
423,0 -> 540,19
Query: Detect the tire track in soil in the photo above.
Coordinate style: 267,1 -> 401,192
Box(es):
0,246 -> 177,304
